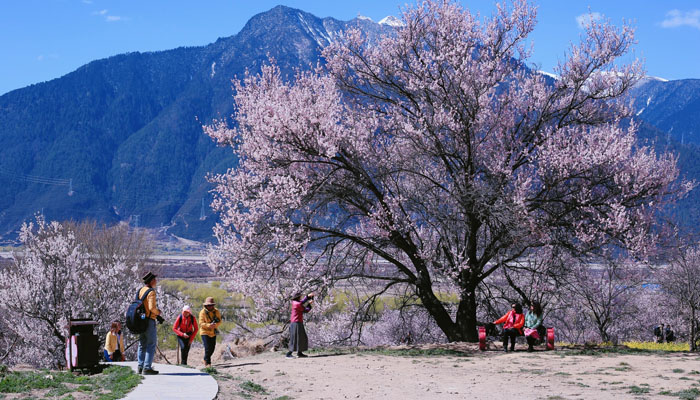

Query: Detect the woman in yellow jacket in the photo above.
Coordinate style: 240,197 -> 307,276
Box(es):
104,321 -> 125,362
199,297 -> 222,368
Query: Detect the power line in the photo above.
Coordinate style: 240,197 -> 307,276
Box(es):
0,167 -> 70,186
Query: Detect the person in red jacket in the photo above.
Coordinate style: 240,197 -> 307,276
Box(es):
286,292 -> 314,359
494,303 -> 525,352
172,305 -> 199,365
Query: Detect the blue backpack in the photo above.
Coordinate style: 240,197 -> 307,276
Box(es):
125,288 -> 153,334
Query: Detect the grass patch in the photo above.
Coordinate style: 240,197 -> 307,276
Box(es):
520,368 -> 546,375
273,396 -> 293,400
675,369 -> 686,373
628,385 -> 651,394
0,365 -> 141,400
202,366 -> 218,375
615,362 -> 632,372
670,388 -> 700,399
359,347 -> 469,357
240,380 -> 267,394
311,345 -> 470,358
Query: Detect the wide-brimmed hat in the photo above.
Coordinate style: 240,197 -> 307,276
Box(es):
203,297 -> 216,306
142,271 -> 157,284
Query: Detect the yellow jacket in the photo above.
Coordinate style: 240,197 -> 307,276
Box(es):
198,308 -> 222,338
104,331 -> 124,355
139,286 -> 160,320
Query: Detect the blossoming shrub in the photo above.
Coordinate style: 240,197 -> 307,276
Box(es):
0,217 -> 183,368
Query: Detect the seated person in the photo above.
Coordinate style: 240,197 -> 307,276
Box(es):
524,301 -> 544,352
104,321 -> 125,362
493,303 -> 524,352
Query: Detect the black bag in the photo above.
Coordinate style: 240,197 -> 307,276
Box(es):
125,288 -> 153,334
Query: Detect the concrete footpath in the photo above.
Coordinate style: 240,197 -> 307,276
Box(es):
113,362 -> 218,400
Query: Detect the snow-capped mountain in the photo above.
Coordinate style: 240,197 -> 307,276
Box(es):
0,5 -> 697,242
379,15 -> 405,27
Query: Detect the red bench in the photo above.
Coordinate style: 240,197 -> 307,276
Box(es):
478,326 -> 555,350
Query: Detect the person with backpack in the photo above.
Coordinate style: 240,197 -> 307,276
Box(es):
104,321 -> 125,362
654,323 -> 665,343
173,305 -> 198,365
665,325 -> 675,342
199,297 -> 222,368
137,271 -> 164,375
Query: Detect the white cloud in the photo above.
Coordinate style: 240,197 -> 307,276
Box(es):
660,9 -> 700,29
576,12 -> 602,29
36,54 -> 58,62
82,0 -> 93,4
91,9 -> 125,22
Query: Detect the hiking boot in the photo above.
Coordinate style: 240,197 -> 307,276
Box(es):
142,368 -> 159,375
297,352 -> 308,358
137,366 -> 143,374
285,351 -> 294,359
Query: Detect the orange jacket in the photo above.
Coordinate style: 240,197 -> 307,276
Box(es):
494,310 -> 525,334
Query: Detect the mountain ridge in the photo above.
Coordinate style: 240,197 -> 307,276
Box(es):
0,5 -> 697,243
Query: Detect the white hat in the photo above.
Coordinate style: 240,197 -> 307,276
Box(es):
182,305 -> 191,313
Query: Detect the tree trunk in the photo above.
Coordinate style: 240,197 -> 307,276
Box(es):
414,279 -> 471,342
455,287 -> 479,342
691,307 -> 697,352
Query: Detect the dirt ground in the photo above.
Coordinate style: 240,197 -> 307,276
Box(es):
177,342 -> 700,400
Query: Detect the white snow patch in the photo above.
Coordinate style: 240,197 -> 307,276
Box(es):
210,62 -> 216,78
357,14 -> 373,21
636,107 -> 645,116
647,76 -> 669,82
298,12 -> 333,47
646,96 -> 652,106
379,15 -> 405,27
537,70 -> 559,80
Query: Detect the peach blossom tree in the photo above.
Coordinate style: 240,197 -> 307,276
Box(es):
0,218 -> 184,367
206,0 -> 689,341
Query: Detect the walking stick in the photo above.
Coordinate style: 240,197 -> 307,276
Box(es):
156,345 -> 172,364
177,339 -> 181,364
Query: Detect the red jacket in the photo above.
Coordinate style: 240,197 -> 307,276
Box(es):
290,297 -> 312,323
494,310 -> 525,334
173,313 -> 199,345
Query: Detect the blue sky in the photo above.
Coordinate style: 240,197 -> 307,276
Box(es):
1,0 -> 699,95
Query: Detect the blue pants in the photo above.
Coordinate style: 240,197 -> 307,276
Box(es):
137,319 -> 157,370
177,336 -> 192,365
202,335 -> 216,365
